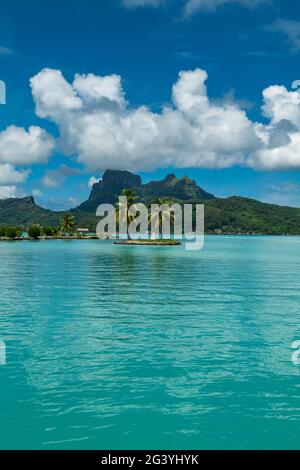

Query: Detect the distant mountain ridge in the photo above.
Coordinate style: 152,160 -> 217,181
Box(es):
78,170 -> 214,212
1,169 -> 300,235
139,173 -> 214,204
78,170 -> 142,212
0,196 -> 62,226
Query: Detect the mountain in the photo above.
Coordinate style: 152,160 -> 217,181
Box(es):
138,173 -> 214,204
206,196 -> 300,234
78,169 -> 214,212
78,170 -> 142,212
0,197 -> 62,226
0,196 -> 98,229
1,169 -> 300,235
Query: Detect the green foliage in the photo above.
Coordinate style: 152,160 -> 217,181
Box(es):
0,196 -> 62,227
205,197 -> 300,234
28,224 -> 42,239
149,197 -> 175,236
4,226 -> 22,239
121,188 -> 137,206
139,174 -> 214,204
42,226 -> 58,236
1,174 -> 300,236
60,213 -> 76,234
115,189 -> 137,239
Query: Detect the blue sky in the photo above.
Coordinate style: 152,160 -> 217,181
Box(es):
0,0 -> 300,209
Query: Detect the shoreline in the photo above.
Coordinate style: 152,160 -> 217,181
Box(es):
0,236 -> 99,241
0,233 -> 298,241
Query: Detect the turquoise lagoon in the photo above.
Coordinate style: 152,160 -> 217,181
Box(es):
1,236 -> 300,449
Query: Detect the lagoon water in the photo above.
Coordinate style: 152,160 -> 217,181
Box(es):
1,236 -> 300,449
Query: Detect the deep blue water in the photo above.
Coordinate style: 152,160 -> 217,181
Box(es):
1,237 -> 300,449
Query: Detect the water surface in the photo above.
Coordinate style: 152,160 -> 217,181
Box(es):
0,237 -> 300,449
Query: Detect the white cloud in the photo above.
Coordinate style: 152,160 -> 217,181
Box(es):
267,19 -> 300,52
262,85 -> 300,126
30,67 -> 261,172
251,132 -> 300,171
0,125 -> 55,165
122,0 -> 270,14
30,68 -> 82,121
0,186 -> 17,199
73,73 -> 127,109
0,163 -> 29,185
7,65 -> 297,174
88,176 -> 100,188
184,0 -> 270,15
246,84 -> 300,170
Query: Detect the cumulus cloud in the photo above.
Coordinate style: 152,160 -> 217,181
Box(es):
262,85 -> 300,126
0,65 -> 294,177
30,67 -> 262,172
0,125 -> 54,199
0,125 -> 55,165
247,84 -> 300,170
251,131 -> 300,171
73,73 -> 127,109
0,163 -> 29,185
30,69 -> 82,121
0,186 -> 17,199
28,66 -> 300,172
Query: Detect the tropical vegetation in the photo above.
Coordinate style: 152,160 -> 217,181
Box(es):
115,188 -> 137,239
60,214 -> 76,235
28,224 -> 42,239
1,170 -> 300,235
0,226 -> 22,239
149,197 -> 175,239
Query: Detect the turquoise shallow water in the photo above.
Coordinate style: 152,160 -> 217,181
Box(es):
1,236 -> 300,449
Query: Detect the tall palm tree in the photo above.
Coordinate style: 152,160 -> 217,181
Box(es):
116,189 -> 137,239
60,213 -> 76,235
149,198 -> 174,240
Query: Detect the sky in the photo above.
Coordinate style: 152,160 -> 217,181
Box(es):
0,0 -> 300,209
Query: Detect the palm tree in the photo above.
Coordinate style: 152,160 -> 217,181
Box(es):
116,189 -> 137,240
149,198 -> 174,240
60,213 -> 76,235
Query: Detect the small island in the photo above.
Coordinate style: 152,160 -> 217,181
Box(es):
115,239 -> 181,246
